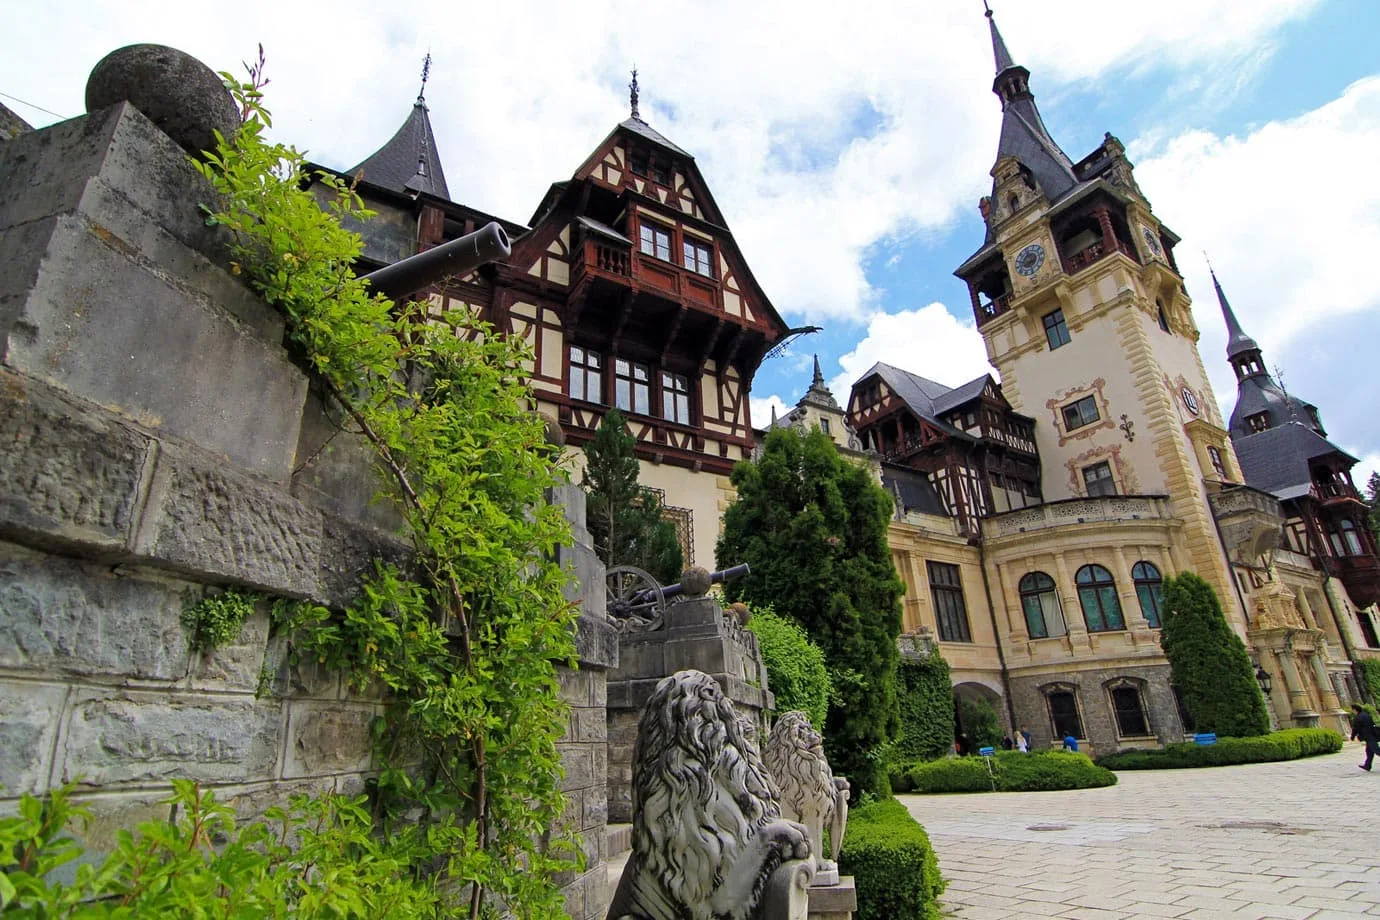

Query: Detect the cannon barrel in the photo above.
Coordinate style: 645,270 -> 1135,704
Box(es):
360,221 -> 511,299
633,563 -> 751,605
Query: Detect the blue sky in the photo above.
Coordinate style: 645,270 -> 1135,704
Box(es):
4,0 -> 1378,478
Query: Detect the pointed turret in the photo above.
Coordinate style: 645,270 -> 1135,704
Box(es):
1211,266 -> 1260,363
350,56 -> 450,200
800,353 -> 841,412
982,4 -> 1077,201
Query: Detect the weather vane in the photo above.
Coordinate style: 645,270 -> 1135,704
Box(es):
629,66 -> 640,120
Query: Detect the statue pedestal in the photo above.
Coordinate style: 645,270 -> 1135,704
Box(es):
807,876 -> 856,920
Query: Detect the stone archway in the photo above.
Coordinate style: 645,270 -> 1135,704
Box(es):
952,681 -> 1006,754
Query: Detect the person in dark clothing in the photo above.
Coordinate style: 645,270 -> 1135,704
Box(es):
1001,735 -> 1014,751
1352,703 -> 1378,772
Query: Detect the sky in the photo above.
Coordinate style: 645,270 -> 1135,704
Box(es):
3,0 -> 1378,483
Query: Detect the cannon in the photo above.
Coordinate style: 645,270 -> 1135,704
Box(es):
607,563 -> 751,627
360,221 -> 511,299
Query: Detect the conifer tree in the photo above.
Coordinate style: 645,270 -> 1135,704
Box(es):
717,426 -> 904,794
1159,572 -> 1270,737
581,409 -> 684,585
1365,472 -> 1380,544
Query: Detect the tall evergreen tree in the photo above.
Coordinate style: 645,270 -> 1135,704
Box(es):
1365,472 -> 1380,544
717,426 -> 904,794
1159,572 -> 1270,737
581,409 -> 684,585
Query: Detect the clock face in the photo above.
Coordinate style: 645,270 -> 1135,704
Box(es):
1015,243 -> 1045,277
1142,226 -> 1162,256
1181,387 -> 1200,415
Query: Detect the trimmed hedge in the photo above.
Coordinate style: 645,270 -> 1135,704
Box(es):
890,750 -> 1117,794
839,797 -> 946,920
1096,728 -> 1343,770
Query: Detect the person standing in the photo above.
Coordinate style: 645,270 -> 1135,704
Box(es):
1019,726 -> 1032,753
1062,734 -> 1079,753
1352,704 -> 1377,772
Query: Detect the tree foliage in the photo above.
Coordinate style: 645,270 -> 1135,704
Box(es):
717,426 -> 904,795
1158,572 -> 1270,737
191,61 -> 578,918
1356,657 -> 1380,705
956,696 -> 1002,750
746,606 -> 832,729
581,409 -> 684,585
894,648 -> 954,761
1366,472 -> 1380,544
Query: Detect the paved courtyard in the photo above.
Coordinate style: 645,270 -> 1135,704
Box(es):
903,746 -> 1380,919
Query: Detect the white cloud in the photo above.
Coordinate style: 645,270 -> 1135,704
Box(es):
1350,452 -> 1380,495
0,0 -> 1322,328
749,394 -> 791,430
1133,76 -> 1380,427
828,304 -> 994,399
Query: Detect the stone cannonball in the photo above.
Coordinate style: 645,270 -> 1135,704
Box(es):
680,566 -> 712,597
86,44 -> 239,156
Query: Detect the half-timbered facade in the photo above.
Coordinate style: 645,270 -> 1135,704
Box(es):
318,80 -> 788,569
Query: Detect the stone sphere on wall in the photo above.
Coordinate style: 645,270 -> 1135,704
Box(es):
86,44 -> 239,157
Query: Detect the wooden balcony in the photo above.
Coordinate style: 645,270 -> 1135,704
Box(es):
1313,480 -> 1365,506
974,292 -> 1012,327
571,237 -> 632,290
1061,238 -> 1137,275
1337,554 -> 1380,608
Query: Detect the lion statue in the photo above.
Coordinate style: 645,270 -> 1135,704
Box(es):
608,670 -> 813,920
762,711 -> 849,882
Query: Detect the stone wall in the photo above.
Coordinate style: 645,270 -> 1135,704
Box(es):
0,99 -> 615,919
1008,662 -> 1183,757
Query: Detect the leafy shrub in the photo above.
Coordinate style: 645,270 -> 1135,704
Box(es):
890,751 -> 1117,793
0,782 -> 449,916
1159,572 -> 1270,737
746,607 -> 831,728
1096,728 -> 1343,770
839,797 -> 945,920
956,696 -> 1002,750
894,649 -> 954,761
181,587 -> 260,652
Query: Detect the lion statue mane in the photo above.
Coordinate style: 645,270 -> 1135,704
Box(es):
762,711 -> 849,876
608,670 -> 812,920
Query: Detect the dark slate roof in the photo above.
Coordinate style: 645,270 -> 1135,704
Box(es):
577,215 -> 631,245
1233,422 -> 1355,500
932,375 -> 993,416
350,102 -> 450,200
882,463 -> 949,517
619,115 -> 691,158
1213,268 -> 1259,359
859,362 -> 988,440
1228,373 -> 1323,440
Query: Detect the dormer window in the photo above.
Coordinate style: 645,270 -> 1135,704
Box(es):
1247,412 -> 1270,433
629,147 -> 670,185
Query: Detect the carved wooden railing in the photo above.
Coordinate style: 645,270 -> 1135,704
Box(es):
1061,238 -> 1137,275
974,291 -> 1012,327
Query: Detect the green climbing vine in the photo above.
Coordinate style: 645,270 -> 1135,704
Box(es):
188,57 -> 579,918
182,587 -> 261,652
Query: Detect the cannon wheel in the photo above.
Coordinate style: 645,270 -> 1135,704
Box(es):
606,565 -> 665,625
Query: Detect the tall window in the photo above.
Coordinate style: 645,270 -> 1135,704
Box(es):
1109,683 -> 1150,737
614,358 -> 650,415
1019,572 -> 1065,639
683,239 -> 713,277
927,561 -> 971,643
569,346 -> 602,403
1062,395 -> 1100,431
1332,519 -> 1365,556
661,371 -> 691,424
1132,561 -> 1163,628
1076,564 -> 1125,632
1046,687 -> 1083,739
1207,445 -> 1228,478
1157,305 -> 1171,333
1082,461 -> 1116,497
1043,310 -> 1071,349
639,221 -> 671,261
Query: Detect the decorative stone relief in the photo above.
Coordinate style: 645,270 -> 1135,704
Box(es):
608,670 -> 813,920
763,711 -> 850,887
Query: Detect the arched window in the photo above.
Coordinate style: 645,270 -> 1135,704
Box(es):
1132,561 -> 1163,628
1076,564 -> 1125,632
1043,684 -> 1083,740
1107,680 -> 1151,737
1019,572 -> 1065,639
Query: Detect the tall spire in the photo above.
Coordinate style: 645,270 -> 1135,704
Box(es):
629,67 -> 641,121
811,354 -> 824,388
417,52 -> 432,107
1207,258 -> 1259,361
984,2 -> 1015,75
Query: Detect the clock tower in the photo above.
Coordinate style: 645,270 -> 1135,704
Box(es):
954,7 -> 1243,618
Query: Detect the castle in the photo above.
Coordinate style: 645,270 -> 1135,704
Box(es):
293,13 -> 1375,753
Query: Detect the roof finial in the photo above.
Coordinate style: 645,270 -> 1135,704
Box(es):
417,52 -> 432,106
812,354 -> 825,388
629,66 -> 640,121
985,2 -> 1016,74
1205,253 -> 1261,362
983,0 -> 993,17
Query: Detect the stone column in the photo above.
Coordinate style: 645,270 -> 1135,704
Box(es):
1308,650 -> 1343,713
1275,646 -> 1313,723
1112,546 -> 1150,632
1053,552 -> 1089,649
1293,586 -> 1321,632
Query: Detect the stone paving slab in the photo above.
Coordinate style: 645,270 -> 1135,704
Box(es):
901,746 -> 1380,920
